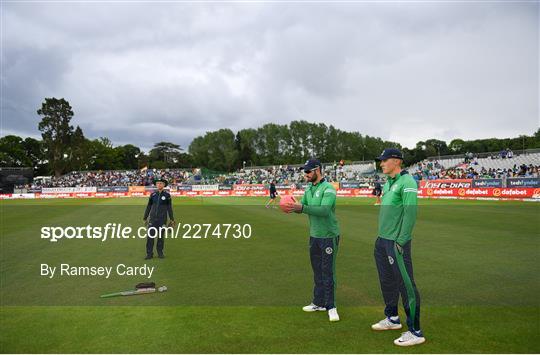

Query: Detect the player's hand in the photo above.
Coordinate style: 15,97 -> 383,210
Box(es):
288,197 -> 303,213
291,203 -> 303,213
168,220 -> 176,227
283,202 -> 302,214
143,218 -> 148,226
281,196 -> 297,213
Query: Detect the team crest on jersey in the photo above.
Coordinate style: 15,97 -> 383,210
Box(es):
388,256 -> 394,265
161,196 -> 166,200
316,191 -> 320,197
325,247 -> 333,255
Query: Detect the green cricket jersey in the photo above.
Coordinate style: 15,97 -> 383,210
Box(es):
378,171 -> 418,246
300,179 -> 340,238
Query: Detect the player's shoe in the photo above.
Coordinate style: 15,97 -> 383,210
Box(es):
302,303 -> 326,312
158,253 -> 165,259
371,316 -> 402,330
328,308 -> 340,322
145,255 -> 153,260
394,330 -> 425,346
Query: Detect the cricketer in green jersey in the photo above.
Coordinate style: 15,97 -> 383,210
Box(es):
372,148 -> 425,347
282,158 -> 340,322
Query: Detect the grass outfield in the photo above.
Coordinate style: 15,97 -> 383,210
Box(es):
1,197 -> 539,353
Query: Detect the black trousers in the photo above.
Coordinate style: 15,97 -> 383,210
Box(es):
310,236 -> 339,309
374,237 -> 421,331
146,222 -> 166,256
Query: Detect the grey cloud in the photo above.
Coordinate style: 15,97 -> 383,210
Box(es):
1,2 -> 537,151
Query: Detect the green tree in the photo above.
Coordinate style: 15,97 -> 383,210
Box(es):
189,129 -> 237,171
449,139 -> 465,153
188,136 -> 209,168
324,125 -> 340,162
84,138 -> 122,170
149,142 -> 183,167
207,129 -> 237,171
309,123 -> 328,161
424,139 -> 448,157
37,98 -> 75,177
69,126 -> 87,171
289,120 -> 312,161
177,152 -> 194,168
115,144 -> 141,169
235,129 -> 258,168
256,123 -> 286,165
137,152 -> 150,169
0,135 -> 29,167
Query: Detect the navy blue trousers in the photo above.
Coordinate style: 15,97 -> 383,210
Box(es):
310,236 -> 339,309
146,221 -> 166,257
374,237 -> 421,331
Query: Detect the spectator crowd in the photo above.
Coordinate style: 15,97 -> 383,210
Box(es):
17,152 -> 540,190
24,163 -> 378,189
411,161 -> 539,181
30,169 -> 193,188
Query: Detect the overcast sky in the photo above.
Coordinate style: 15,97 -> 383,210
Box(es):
1,1 -> 538,151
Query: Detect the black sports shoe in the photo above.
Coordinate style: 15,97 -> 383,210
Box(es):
158,254 -> 165,259
145,255 -> 153,260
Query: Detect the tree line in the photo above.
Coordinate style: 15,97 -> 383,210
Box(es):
188,121 -> 402,172
1,97 -> 539,176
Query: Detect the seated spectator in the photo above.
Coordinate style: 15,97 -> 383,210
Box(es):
507,148 -> 513,159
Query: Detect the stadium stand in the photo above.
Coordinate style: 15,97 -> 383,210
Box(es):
19,160 -> 377,189
12,149 -> 540,190
27,169 -> 192,188
408,149 -> 540,180
469,153 -> 540,173
333,161 -> 376,180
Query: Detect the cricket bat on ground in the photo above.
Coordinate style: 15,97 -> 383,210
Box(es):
100,287 -> 156,298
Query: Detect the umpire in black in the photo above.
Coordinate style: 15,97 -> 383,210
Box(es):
143,178 -> 175,259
